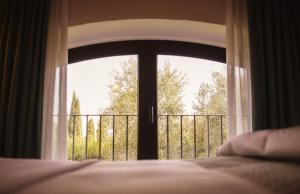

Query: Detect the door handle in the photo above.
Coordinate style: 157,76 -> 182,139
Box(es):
148,105 -> 154,124
151,105 -> 154,124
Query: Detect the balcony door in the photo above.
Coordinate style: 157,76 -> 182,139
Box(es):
69,40 -> 225,160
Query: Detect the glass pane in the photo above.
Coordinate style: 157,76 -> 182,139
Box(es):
67,55 -> 138,161
157,55 -> 227,160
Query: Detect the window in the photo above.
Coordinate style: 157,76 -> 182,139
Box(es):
157,55 -> 227,159
68,40 -> 226,161
67,56 -> 138,161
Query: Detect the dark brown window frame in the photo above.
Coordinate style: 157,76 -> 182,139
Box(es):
69,40 -> 226,160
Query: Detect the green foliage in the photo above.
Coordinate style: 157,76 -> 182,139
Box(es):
67,57 -> 228,161
192,70 -> 228,157
107,57 -> 137,114
158,62 -> 187,115
157,62 -> 187,159
87,118 -> 98,158
99,58 -> 138,161
67,91 -> 82,137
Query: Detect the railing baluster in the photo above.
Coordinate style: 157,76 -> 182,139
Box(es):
72,115 -> 75,161
112,115 -> 115,161
126,115 -> 129,161
207,115 -> 210,157
220,116 -> 223,145
98,115 -> 102,160
166,115 -> 169,160
67,113 -> 227,161
85,115 -> 88,160
193,115 -> 196,159
180,115 -> 183,159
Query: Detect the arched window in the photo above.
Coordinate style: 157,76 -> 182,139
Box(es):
68,40 -> 226,161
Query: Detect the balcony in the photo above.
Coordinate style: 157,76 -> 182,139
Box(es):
67,114 -> 227,161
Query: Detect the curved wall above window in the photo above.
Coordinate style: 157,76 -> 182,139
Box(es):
68,19 -> 225,49
69,0 -> 225,26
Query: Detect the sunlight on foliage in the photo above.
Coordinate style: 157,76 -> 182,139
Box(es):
67,57 -> 227,160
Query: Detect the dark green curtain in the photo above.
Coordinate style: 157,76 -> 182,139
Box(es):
247,0 -> 300,130
0,0 -> 50,158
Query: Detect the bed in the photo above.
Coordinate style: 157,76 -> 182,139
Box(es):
1,127 -> 299,194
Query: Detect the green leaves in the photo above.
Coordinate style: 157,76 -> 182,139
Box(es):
67,58 -> 228,160
68,91 -> 82,138
158,62 -> 187,115
193,71 -> 227,115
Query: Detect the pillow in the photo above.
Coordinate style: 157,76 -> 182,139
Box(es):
217,126 -> 300,161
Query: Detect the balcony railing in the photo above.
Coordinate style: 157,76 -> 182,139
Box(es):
68,114 -> 227,161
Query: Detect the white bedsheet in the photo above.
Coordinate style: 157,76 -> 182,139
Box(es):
0,158 -> 271,194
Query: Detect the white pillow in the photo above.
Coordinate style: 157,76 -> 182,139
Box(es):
217,126 -> 300,161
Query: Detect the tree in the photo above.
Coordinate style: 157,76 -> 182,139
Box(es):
207,71 -> 227,114
158,62 -> 187,115
193,71 -> 227,115
98,57 -> 138,160
107,57 -> 138,114
67,91 -> 84,160
193,83 -> 213,114
87,118 -> 95,140
192,70 -> 228,157
96,58 -> 187,160
87,118 -> 98,158
67,91 -> 82,138
157,62 -> 187,159
68,57 -> 228,160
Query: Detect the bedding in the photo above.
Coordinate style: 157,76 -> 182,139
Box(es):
1,126 -> 300,194
217,126 -> 300,160
214,126 -> 300,194
192,156 -> 300,194
0,158 -> 271,194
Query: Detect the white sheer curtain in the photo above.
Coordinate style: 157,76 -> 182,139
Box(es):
226,0 -> 252,139
42,0 -> 68,160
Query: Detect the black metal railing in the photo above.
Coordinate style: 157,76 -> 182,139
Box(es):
68,114 -> 227,161
159,115 -> 226,160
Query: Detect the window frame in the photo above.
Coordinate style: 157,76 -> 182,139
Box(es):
69,40 -> 226,160
69,40 -> 225,64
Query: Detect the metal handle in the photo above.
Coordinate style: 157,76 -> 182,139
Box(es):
148,105 -> 154,124
151,105 -> 154,124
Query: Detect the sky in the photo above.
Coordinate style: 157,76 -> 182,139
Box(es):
67,55 -> 226,115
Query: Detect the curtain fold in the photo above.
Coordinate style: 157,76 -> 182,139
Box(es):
0,0 -> 50,158
41,0 -> 68,160
247,0 -> 300,130
226,0 -> 252,139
